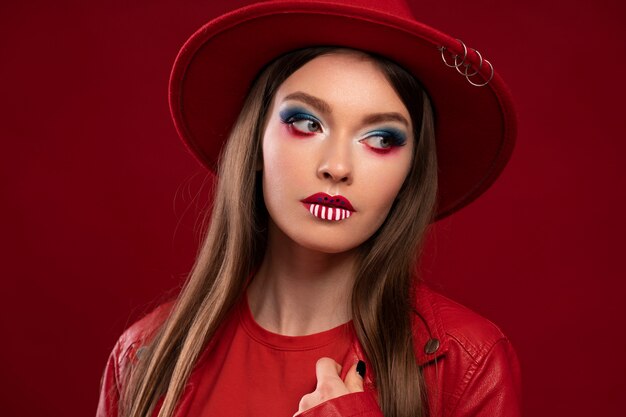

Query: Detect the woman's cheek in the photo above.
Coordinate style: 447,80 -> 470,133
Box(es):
362,160 -> 410,209
267,136 -> 305,170
263,144 -> 309,197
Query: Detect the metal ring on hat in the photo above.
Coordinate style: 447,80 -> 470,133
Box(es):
439,39 -> 467,68
457,48 -> 483,77
466,59 -> 494,87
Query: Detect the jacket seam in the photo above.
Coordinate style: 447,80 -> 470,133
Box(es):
113,339 -> 124,395
116,337 -> 141,392
447,337 -> 508,416
445,324 -> 506,363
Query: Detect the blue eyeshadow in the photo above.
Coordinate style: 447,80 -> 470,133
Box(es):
279,107 -> 316,123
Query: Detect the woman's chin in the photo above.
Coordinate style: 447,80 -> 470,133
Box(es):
284,229 -> 369,256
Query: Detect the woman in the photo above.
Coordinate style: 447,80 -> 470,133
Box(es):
97,1 -> 521,416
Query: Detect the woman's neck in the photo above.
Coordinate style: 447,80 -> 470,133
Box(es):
246,225 -> 358,336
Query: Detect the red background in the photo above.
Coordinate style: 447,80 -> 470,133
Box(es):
1,1 -> 625,416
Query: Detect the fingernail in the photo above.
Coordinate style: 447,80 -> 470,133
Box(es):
356,360 -> 366,379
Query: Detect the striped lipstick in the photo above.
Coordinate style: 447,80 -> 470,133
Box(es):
301,193 -> 355,222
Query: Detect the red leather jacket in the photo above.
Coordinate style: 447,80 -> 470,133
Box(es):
97,284 -> 521,417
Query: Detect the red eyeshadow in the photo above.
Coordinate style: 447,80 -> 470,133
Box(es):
363,144 -> 401,155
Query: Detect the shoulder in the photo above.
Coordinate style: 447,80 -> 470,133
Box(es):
97,302 -> 175,416
413,284 -> 511,363
111,301 -> 175,374
412,283 -> 522,416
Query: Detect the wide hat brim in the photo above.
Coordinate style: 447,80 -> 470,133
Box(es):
169,1 -> 516,220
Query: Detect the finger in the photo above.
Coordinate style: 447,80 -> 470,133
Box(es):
294,392 -> 318,417
343,361 -> 365,393
315,357 -> 342,387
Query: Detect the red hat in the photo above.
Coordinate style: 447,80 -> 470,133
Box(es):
169,0 -> 516,220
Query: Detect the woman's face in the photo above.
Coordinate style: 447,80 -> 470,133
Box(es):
261,52 -> 415,254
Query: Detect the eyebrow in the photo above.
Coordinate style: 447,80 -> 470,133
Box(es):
361,113 -> 410,128
282,91 -> 410,128
283,92 -> 332,115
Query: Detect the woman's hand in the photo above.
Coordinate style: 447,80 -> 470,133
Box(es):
294,357 -> 365,416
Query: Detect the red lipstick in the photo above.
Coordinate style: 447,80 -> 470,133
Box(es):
301,193 -> 355,221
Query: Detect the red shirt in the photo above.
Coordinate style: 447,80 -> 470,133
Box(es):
187,294 -> 358,416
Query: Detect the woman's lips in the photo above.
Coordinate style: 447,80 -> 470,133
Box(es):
301,192 -> 355,221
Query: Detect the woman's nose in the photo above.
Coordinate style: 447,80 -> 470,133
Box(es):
316,137 -> 353,185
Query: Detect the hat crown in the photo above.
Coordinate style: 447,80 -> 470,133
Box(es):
238,0 -> 414,19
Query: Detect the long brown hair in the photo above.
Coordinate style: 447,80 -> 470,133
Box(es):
120,46 -> 438,417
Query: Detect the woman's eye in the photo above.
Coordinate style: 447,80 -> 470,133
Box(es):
363,136 -> 393,149
360,130 -> 407,153
279,109 -> 324,136
290,118 -> 322,134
